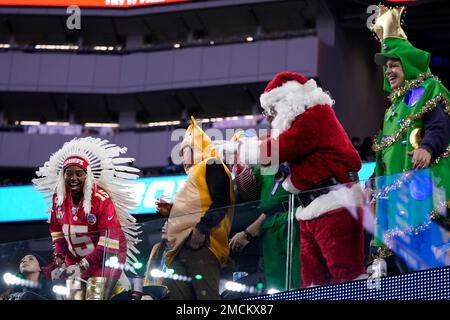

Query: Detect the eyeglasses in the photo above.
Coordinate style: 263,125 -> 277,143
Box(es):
262,106 -> 277,117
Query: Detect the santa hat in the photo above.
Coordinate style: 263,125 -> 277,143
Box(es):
260,72 -> 334,134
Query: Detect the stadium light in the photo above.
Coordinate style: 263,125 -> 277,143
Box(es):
166,268 -> 175,275
150,268 -> 166,278
84,122 -> 119,128
35,44 -> 79,50
3,272 -> 18,285
20,121 -> 40,126
52,285 -> 69,296
93,46 -> 114,51
224,281 -> 245,292
46,122 -> 70,126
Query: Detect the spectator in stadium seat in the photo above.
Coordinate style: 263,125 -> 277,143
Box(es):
1,254 -> 55,300
360,137 -> 376,161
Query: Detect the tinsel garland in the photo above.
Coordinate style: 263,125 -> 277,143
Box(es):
373,94 -> 449,152
388,73 -> 438,102
372,171 -> 413,201
444,98 -> 450,115
371,145 -> 449,204
377,245 -> 394,259
431,145 -> 450,166
372,169 -> 450,258
382,202 -> 449,250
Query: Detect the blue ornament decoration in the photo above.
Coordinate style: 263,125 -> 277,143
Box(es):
409,172 -> 433,201
404,86 -> 425,107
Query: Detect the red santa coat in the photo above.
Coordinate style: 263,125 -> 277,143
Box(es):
261,104 -> 361,190
49,185 -> 127,279
251,72 -> 365,286
252,104 -> 363,221
237,74 -> 364,221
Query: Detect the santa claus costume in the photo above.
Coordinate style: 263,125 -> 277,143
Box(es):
235,72 -> 366,287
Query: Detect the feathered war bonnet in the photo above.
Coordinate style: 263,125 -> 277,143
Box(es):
33,137 -> 142,271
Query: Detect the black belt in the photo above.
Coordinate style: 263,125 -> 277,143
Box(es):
266,172 -> 359,214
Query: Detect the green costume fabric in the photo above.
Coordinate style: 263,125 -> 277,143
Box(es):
373,38 -> 450,247
252,167 -> 301,291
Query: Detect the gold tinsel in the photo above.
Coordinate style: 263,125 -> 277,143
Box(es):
444,97 -> 450,116
431,145 -> 450,166
373,94 -> 449,153
388,73 -> 438,102
430,204 -> 450,228
377,245 -> 393,259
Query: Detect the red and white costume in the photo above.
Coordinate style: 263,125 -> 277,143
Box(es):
238,72 -> 366,287
34,137 -> 141,281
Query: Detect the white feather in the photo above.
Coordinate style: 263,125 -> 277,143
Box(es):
32,136 -> 142,272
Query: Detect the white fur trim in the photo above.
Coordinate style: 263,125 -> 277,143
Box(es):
260,79 -> 334,134
296,183 -> 363,221
282,174 -> 301,194
238,138 -> 261,166
353,273 -> 369,280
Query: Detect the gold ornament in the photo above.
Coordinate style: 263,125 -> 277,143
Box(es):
409,128 -> 422,149
371,5 -> 407,42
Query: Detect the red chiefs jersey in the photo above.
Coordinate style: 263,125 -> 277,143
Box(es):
49,185 -> 127,279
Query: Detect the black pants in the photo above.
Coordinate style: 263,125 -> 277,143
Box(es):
163,245 -> 221,300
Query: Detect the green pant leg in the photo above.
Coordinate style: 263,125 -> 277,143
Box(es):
260,211 -> 301,291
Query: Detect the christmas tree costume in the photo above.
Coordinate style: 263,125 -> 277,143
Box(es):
370,6 -> 450,266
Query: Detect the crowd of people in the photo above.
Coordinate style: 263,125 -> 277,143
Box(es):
1,5 -> 448,300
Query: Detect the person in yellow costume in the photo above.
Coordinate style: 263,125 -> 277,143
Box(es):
156,116 -> 234,300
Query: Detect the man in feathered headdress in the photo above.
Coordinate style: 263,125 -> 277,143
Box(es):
156,117 -> 234,300
33,137 -> 141,299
